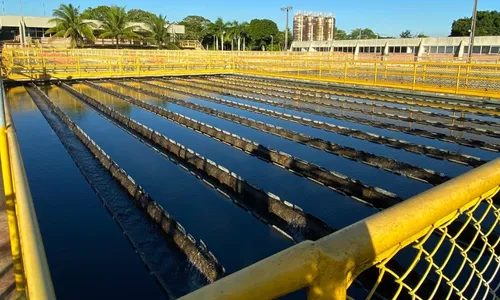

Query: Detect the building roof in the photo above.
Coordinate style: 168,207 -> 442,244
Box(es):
0,15 -> 184,34
292,36 -> 500,49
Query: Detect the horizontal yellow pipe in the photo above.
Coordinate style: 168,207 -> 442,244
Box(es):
181,158 -> 500,300
0,126 -> 24,291
4,97 -> 56,300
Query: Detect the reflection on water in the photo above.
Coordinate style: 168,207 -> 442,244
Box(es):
139,81 -> 482,176
74,82 -> 378,229
107,82 -> 430,199
46,84 -> 293,275
7,87 -> 167,299
5,79 -> 499,300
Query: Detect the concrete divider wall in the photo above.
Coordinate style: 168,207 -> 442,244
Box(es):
59,82 -> 333,242
199,78 -> 500,138
89,81 -> 402,207
134,81 -> 500,253
209,77 -> 500,127
225,74 -> 500,113
151,80 -> 487,167
30,84 -> 226,283
92,82 -> 402,208
180,78 -> 500,145
104,81 -> 449,185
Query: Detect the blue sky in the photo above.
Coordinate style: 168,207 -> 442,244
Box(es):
3,0 -> 499,37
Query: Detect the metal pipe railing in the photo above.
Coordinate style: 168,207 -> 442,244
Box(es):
0,77 -> 24,291
0,80 -> 56,299
180,157 -> 500,300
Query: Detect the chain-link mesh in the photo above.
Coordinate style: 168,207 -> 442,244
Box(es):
3,49 -> 500,97
358,186 -> 500,300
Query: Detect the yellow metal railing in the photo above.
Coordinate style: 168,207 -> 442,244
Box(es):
0,80 -> 55,299
1,49 -> 500,98
180,158 -> 500,300
2,48 -> 500,99
179,40 -> 205,50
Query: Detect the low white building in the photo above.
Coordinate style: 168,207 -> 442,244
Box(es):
0,15 -> 185,46
291,36 -> 500,60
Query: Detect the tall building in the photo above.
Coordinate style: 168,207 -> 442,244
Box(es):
293,11 -> 335,42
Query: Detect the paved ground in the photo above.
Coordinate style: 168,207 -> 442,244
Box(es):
0,161 -> 21,300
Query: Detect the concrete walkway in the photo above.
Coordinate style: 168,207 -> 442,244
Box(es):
0,161 -> 18,300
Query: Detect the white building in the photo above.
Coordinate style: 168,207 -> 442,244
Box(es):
291,36 -> 500,60
0,15 -> 185,46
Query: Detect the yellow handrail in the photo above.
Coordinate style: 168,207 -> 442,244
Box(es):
2,48 -> 500,99
180,158 -> 500,300
0,80 -> 56,299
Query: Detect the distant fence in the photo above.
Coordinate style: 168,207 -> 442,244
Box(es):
2,48 -> 500,98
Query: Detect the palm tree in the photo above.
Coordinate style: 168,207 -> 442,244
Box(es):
46,4 -> 95,48
99,6 -> 140,48
212,17 -> 230,51
228,21 -> 248,51
144,14 -> 171,49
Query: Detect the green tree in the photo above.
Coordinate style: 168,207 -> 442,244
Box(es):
272,28 -> 292,50
81,5 -> 109,20
334,29 -> 348,40
227,21 -> 250,51
179,15 -> 212,41
400,30 -> 413,38
99,6 -> 140,48
126,9 -> 157,22
349,28 -> 378,39
144,14 -> 170,49
247,19 -> 279,50
210,17 -> 230,50
416,33 -> 429,38
46,4 -> 96,48
451,10 -> 500,36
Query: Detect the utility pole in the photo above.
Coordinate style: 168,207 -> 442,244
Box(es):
19,0 -> 24,46
468,0 -> 479,60
281,6 -> 293,51
271,35 -> 274,51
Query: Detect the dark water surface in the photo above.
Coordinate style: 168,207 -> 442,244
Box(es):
73,83 -> 378,229
7,86 -> 166,299
6,77 -> 499,300
44,85 -> 293,274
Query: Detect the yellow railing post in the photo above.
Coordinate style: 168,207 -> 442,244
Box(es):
119,56 -> 123,76
0,81 -> 25,291
77,55 -> 81,78
422,63 -> 427,83
465,64 -> 471,87
319,56 -> 322,79
412,63 -> 418,90
373,62 -> 378,85
455,65 -> 462,94
41,48 -> 46,81
343,61 -> 347,83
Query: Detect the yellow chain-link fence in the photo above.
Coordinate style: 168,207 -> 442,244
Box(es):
2,48 -> 500,98
180,158 -> 500,300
